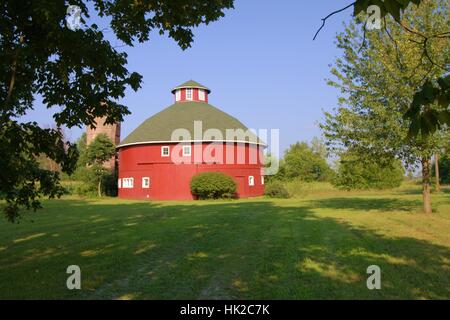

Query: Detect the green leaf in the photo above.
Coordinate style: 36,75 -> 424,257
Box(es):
437,75 -> 450,90
384,0 -> 403,21
354,0 -> 371,16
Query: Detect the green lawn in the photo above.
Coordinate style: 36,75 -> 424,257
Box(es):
0,183 -> 449,299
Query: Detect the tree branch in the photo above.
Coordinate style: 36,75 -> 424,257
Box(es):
313,2 -> 356,40
6,36 -> 24,105
383,17 -> 405,69
400,21 -> 449,72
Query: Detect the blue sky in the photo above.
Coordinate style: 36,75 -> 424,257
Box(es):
22,0 -> 354,154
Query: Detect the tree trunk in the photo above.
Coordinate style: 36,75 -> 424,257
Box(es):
6,36 -> 24,105
422,157 -> 432,214
435,154 -> 441,193
98,180 -> 102,197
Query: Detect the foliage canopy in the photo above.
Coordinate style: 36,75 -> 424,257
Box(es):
0,0 -> 234,221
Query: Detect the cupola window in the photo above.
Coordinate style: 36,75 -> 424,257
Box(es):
198,89 -> 205,101
186,88 -> 193,100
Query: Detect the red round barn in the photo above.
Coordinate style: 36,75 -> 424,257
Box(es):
117,80 -> 265,200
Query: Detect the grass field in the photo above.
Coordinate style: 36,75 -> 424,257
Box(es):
0,183 -> 449,299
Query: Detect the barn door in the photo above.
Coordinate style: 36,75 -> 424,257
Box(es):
235,176 -> 248,198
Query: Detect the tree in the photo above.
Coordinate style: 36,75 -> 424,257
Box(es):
85,134 -> 116,197
320,0 -> 449,213
284,141 -> 331,182
314,0 -> 449,136
310,137 -> 328,159
434,154 -> 441,192
263,153 -> 286,182
333,150 -> 405,190
438,154 -> 450,184
0,0 -> 234,221
75,132 -> 88,169
432,146 -> 450,185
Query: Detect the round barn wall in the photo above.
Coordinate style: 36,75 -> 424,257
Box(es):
118,142 -> 265,200
117,80 -> 266,200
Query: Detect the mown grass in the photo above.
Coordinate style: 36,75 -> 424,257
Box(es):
0,183 -> 449,299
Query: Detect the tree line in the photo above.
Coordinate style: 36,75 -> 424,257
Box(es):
1,0 -> 448,220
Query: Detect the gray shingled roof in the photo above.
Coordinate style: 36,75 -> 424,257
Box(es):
118,101 -> 263,147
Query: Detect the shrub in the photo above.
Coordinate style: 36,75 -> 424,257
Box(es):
333,152 -> 404,190
68,181 -> 97,197
69,166 -> 117,197
190,172 -> 237,199
102,170 -> 118,196
283,142 -> 332,182
284,179 -> 335,198
264,181 -> 290,198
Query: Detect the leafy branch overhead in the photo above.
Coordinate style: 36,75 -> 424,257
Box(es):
320,0 -> 449,214
405,76 -> 450,137
315,0 -> 449,137
0,0 -> 234,221
353,0 -> 422,21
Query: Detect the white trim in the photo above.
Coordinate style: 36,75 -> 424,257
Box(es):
261,176 -> 264,185
117,140 -> 267,149
175,90 -> 181,101
118,178 -> 122,189
248,176 -> 255,186
142,177 -> 150,188
172,86 -> 210,93
161,146 -> 170,157
182,145 -> 191,157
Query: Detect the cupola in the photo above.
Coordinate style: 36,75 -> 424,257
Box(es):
171,80 -> 211,103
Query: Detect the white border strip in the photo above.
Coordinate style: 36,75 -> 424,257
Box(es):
171,86 -> 211,93
117,140 -> 267,149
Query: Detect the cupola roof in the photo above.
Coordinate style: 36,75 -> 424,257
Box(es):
171,80 -> 211,94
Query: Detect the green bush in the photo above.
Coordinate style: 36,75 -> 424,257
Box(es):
67,181 -> 97,197
190,172 -> 237,199
264,181 -> 290,198
69,166 -> 117,197
285,179 -> 335,198
333,152 -> 404,190
102,170 -> 118,197
284,142 -> 332,182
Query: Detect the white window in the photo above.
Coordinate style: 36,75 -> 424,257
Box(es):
261,176 -> 265,185
123,178 -> 134,188
142,177 -> 150,189
118,179 -> 122,189
183,145 -> 191,157
186,88 -> 193,100
161,146 -> 170,157
175,90 -> 181,101
249,176 -> 255,186
198,89 -> 205,101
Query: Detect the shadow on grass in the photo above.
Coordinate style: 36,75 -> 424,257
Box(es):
395,185 -> 450,195
307,197 -> 423,212
0,197 -> 448,300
